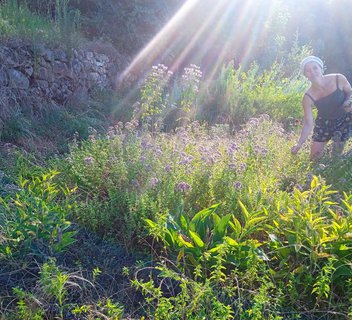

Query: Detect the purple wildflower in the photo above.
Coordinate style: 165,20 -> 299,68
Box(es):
149,177 -> 159,188
228,143 -> 239,154
175,182 -> 191,193
84,157 -> 94,165
228,163 -> 236,170
233,181 -> 242,190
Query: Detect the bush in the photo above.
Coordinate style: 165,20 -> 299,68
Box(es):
0,170 -> 76,258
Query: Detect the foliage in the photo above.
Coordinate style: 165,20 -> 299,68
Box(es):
3,1 -> 352,318
2,116 -> 352,318
0,98 -> 109,156
134,53 -> 308,132
142,176 -> 352,318
199,60 -> 308,130
138,64 -> 173,127
132,263 -> 234,320
0,170 -> 77,258
135,63 -> 202,131
6,258 -> 125,320
65,0 -> 183,54
60,115 -> 307,247
0,0 -> 82,46
145,203 -> 267,277
176,64 -> 203,113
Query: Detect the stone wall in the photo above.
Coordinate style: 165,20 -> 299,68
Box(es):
0,40 -> 117,118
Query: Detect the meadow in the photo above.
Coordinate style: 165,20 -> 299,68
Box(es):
1,1 -> 352,319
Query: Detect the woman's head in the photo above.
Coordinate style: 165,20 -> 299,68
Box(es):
300,56 -> 324,75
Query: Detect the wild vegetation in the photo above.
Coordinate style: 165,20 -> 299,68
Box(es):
1,1 -> 352,319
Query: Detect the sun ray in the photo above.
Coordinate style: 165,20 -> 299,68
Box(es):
114,0 -> 280,117
118,0 -> 201,84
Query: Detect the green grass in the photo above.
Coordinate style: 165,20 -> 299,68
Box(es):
0,0 -> 82,46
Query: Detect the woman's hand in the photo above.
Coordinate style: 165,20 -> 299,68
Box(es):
343,99 -> 352,112
291,143 -> 301,155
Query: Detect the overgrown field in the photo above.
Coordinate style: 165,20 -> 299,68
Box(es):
1,110 -> 352,319
1,1 -> 352,319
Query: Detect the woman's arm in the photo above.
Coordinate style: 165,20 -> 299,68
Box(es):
339,74 -> 352,110
291,95 -> 314,154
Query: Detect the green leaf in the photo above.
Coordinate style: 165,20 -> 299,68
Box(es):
213,214 -> 231,243
177,248 -> 185,263
229,216 -> 242,239
190,204 -> 218,239
178,234 -> 194,248
245,215 -> 266,229
186,253 -> 198,267
164,230 -> 175,247
191,204 -> 218,225
332,264 -> 352,280
189,230 -> 205,248
5,246 -> 12,256
224,236 -> 238,246
53,231 -> 77,252
179,213 -> 189,231
145,219 -> 157,229
310,175 -> 318,189
207,245 -> 222,253
238,200 -> 249,224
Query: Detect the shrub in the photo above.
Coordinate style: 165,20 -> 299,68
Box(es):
0,170 -> 77,258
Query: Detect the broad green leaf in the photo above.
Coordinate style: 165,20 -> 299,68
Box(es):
245,215 -> 266,229
268,233 -> 279,242
207,245 -> 222,253
178,234 -> 194,248
332,264 -> 352,280
189,230 -> 205,248
164,230 -> 175,247
229,216 -> 242,238
166,215 -> 179,231
144,219 -> 157,229
186,253 -> 198,266
277,247 -> 291,259
238,200 -> 249,223
287,234 -> 297,246
190,204 -> 218,239
212,213 -> 221,229
191,204 -> 218,225
213,214 -> 231,243
310,175 -> 318,189
224,236 -> 238,246
179,213 -> 189,231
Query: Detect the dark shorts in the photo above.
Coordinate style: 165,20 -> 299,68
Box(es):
312,112 -> 352,142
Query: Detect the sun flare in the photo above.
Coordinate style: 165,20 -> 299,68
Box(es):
119,0 -> 278,84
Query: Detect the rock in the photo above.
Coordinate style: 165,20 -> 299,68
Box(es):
54,49 -> 68,62
24,66 -> 33,76
71,58 -> 83,74
0,69 -> 9,86
35,66 -> 55,82
53,61 -> 72,78
0,39 -> 121,113
8,69 -> 29,89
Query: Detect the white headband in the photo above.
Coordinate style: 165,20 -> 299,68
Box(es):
300,56 -> 324,73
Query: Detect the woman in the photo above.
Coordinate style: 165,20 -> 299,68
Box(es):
291,55 -> 352,160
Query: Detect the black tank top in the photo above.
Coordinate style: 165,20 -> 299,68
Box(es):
305,75 -> 345,119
